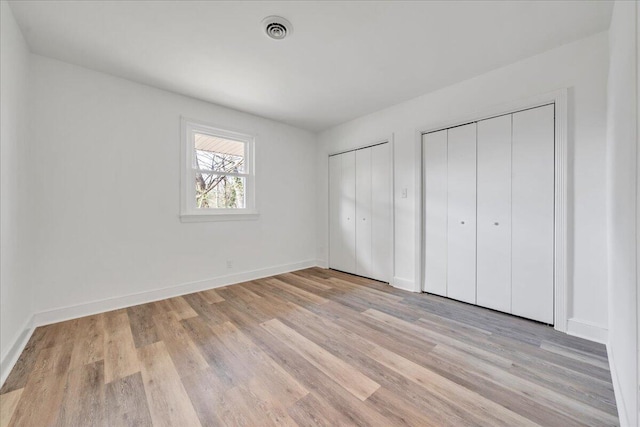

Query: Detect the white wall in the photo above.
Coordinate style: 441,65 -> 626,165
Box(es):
606,2 -> 638,426
28,55 -> 317,318
317,32 -> 610,340
0,1 -> 33,380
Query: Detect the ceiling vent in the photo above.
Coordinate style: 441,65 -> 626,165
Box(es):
262,16 -> 292,40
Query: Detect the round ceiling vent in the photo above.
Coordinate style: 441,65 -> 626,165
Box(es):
262,16 -> 292,40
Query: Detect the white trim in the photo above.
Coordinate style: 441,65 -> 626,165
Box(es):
608,344 -> 631,427
553,90 -> 569,334
325,154 -> 331,273
392,277 -> 418,292
416,88 -> 569,333
315,259 -> 328,269
180,211 -> 259,222
1,260 -> 324,389
389,134 -> 396,283
180,116 -> 257,220
415,125 -> 425,293
566,318 -> 608,344
1,315 -> 35,388
635,2 -> 640,422
31,260 -> 316,327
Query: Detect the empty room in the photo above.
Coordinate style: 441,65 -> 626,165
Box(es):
0,0 -> 638,426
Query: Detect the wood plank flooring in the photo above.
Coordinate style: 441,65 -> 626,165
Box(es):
0,268 -> 618,426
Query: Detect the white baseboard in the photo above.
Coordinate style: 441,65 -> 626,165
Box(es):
1,260 -> 318,389
1,315 -> 35,387
566,318 -> 608,344
32,259 -> 317,327
315,259 -> 328,269
392,277 -> 418,292
607,344 -> 630,427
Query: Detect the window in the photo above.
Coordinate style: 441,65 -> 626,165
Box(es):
181,118 -> 257,221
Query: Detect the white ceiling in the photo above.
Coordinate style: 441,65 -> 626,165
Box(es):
9,1 -> 613,131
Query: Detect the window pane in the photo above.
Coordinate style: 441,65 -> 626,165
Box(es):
195,172 -> 246,209
194,133 -> 246,173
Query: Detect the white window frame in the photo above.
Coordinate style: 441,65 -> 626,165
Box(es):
180,117 -> 258,222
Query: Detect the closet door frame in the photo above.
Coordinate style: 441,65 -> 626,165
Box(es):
417,89 -> 568,333
328,135 -> 395,283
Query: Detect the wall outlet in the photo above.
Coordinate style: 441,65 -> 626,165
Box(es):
401,188 -> 408,198
226,260 -> 233,269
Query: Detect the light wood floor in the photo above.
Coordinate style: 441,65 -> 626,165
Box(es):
0,268 -> 618,426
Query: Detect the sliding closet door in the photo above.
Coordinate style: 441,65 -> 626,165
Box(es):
511,105 -> 555,324
371,143 -> 391,282
476,115 -> 512,313
423,130 -> 448,296
446,123 -> 477,304
356,148 -> 373,278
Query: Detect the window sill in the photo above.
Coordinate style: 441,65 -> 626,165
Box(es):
180,211 -> 260,223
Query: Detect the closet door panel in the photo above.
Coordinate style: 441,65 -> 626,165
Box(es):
423,130 -> 448,296
340,151 -> 357,274
476,115 -> 512,313
446,123 -> 477,304
511,105 -> 554,324
371,143 -> 391,282
356,148 -> 373,278
329,155 -> 343,271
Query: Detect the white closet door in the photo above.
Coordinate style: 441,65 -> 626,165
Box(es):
511,104 -> 554,324
329,155 -> 343,271
356,148 -> 373,277
371,143 -> 391,282
340,151 -> 357,274
446,123 -> 477,304
423,130 -> 448,296
476,115 -> 512,313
